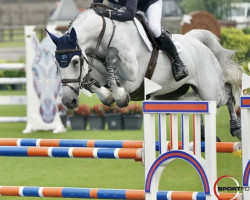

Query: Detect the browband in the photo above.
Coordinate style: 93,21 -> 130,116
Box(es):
55,49 -> 82,54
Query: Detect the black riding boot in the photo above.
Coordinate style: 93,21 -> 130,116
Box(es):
155,30 -> 188,81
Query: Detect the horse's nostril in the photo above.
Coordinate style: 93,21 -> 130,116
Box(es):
72,98 -> 77,105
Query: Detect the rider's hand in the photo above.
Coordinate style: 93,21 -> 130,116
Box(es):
93,7 -> 111,18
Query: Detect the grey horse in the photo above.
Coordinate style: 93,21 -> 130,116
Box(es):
47,9 -> 242,139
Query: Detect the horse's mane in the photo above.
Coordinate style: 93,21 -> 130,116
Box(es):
67,9 -> 93,30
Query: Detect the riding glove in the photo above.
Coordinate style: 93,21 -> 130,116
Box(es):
93,7 -> 111,18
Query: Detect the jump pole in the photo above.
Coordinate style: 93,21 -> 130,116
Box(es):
0,186 -> 240,200
0,147 -> 142,161
0,138 -> 241,153
143,101 -> 217,200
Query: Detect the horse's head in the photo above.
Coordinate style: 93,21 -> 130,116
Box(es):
47,28 -> 89,110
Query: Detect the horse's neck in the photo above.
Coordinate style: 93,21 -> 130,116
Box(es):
74,11 -> 146,56
72,13 -> 114,53
73,11 -> 152,88
71,11 -> 103,51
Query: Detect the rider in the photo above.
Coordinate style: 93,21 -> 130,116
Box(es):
92,0 -> 188,81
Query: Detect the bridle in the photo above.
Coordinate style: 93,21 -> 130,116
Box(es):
55,14 -> 116,96
55,43 -> 88,95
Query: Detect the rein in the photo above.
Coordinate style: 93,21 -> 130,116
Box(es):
89,16 -> 106,68
57,12 -> 116,95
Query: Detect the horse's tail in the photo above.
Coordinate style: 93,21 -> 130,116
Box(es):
186,29 -> 243,106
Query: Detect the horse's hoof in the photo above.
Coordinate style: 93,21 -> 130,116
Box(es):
116,91 -> 130,108
101,99 -> 115,106
216,137 -> 221,142
101,95 -> 115,106
97,87 -> 115,106
231,129 -> 241,141
230,118 -> 241,141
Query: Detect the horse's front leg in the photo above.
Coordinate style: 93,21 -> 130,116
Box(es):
90,85 -> 114,106
81,73 -> 114,106
105,47 -> 130,108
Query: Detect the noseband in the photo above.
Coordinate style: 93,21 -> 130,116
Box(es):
57,15 -> 116,96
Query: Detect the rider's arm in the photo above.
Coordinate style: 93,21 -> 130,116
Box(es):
110,0 -> 138,21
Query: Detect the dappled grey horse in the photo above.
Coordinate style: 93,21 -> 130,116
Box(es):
47,8 -> 242,139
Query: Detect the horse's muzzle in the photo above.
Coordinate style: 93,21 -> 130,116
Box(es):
62,97 -> 78,110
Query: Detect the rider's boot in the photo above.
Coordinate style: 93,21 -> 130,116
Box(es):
155,30 -> 189,82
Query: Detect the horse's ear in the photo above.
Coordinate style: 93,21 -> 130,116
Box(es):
70,28 -> 77,43
46,29 -> 59,46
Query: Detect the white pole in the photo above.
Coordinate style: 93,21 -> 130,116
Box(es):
144,113 -> 156,200
241,97 -> 250,199
0,78 -> 26,84
204,102 -> 217,200
182,114 -> 190,152
171,114 -> 178,150
159,114 -> 167,154
0,63 -> 25,70
23,26 -> 36,134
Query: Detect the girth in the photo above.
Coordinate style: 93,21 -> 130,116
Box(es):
129,14 -> 159,100
129,48 -> 159,100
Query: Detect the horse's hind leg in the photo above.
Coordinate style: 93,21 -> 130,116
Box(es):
105,47 -> 130,108
225,83 -> 241,140
178,90 -> 222,142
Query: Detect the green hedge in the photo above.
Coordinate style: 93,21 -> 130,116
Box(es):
221,28 -> 250,71
0,58 -> 25,78
3,70 -> 25,78
243,27 -> 250,35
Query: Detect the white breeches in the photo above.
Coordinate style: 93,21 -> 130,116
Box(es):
145,0 -> 162,38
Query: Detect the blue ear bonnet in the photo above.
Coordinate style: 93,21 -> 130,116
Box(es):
55,33 -> 81,68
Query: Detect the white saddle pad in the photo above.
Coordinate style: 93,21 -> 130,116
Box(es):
133,18 -> 183,53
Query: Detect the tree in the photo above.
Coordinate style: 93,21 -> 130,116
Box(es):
179,0 -> 204,14
179,0 -> 242,19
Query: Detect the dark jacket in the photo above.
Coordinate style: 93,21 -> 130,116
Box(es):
93,0 -> 158,21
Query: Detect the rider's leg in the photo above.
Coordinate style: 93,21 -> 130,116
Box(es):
155,31 -> 189,81
146,0 -> 188,82
145,0 -> 162,38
